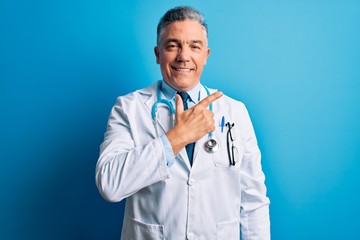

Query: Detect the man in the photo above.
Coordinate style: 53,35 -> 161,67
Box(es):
96,6 -> 270,240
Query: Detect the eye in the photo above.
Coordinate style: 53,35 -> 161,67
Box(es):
165,44 -> 179,51
191,45 -> 201,50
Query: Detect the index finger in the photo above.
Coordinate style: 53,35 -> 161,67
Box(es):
197,91 -> 223,108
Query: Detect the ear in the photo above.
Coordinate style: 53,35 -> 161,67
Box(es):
203,47 -> 211,65
154,46 -> 160,64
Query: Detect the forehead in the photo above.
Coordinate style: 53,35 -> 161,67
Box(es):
160,19 -> 207,42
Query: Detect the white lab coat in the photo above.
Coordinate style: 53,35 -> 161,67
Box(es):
96,82 -> 270,240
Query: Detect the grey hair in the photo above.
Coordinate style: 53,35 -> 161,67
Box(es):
156,6 -> 208,46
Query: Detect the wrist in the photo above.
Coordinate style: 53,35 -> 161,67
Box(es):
166,127 -> 187,155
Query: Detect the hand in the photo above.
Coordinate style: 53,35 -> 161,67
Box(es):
166,91 -> 223,155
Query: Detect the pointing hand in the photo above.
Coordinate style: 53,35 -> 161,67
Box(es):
166,91 -> 223,155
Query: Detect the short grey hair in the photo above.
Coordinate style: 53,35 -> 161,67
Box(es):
156,6 -> 208,46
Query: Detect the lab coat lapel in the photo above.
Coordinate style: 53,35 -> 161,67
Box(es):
192,134 -> 207,168
178,148 -> 191,170
192,110 -> 222,171
143,85 -> 171,135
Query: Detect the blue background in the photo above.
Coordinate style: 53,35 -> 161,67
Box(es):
1,0 -> 359,239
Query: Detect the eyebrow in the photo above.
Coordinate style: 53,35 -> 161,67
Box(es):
191,40 -> 204,46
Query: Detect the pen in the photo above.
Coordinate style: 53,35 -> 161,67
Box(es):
221,116 -> 225,133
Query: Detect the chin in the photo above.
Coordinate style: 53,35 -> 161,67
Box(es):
174,81 -> 195,91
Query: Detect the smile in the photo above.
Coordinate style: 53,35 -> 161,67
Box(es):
171,66 -> 194,72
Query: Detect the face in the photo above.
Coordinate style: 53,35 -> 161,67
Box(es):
154,20 -> 210,92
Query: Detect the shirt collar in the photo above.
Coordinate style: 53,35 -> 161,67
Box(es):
160,80 -> 177,100
160,80 -> 201,104
187,82 -> 201,104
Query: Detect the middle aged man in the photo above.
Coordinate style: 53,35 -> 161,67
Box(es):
96,6 -> 270,240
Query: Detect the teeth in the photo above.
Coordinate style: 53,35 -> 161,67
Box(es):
175,68 -> 191,72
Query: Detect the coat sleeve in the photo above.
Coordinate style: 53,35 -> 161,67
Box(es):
239,105 -> 271,239
95,96 -> 171,202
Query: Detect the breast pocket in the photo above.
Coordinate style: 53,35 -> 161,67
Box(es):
211,125 -> 244,168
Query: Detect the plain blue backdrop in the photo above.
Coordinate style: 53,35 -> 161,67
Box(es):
1,0 -> 359,239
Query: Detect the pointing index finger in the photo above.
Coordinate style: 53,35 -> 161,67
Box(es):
198,91 -> 223,108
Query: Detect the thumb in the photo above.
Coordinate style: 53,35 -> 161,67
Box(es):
175,94 -> 184,115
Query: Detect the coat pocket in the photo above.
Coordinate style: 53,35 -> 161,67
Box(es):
122,216 -> 164,240
216,220 -> 240,240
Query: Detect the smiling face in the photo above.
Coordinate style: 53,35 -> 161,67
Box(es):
154,20 -> 210,92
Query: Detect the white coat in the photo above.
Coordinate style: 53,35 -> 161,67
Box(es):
96,81 -> 270,240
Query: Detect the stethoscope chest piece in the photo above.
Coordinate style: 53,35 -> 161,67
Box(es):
204,138 -> 219,153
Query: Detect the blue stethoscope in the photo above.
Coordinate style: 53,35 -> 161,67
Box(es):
151,81 -> 219,153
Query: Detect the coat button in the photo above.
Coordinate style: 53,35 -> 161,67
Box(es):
187,179 -> 194,186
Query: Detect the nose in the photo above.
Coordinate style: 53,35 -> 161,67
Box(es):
176,46 -> 191,63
